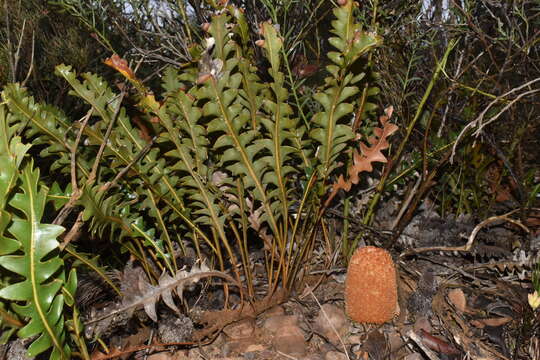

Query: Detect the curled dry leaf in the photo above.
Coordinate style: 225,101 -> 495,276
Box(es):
104,54 -> 162,112
196,73 -> 213,84
197,53 -> 224,84
292,55 -> 319,78
87,262 -> 239,325
104,54 -> 136,81
210,171 -> 240,212
418,329 -> 460,355
211,170 -> 228,186
470,317 -> 512,328
447,288 -> 467,313
335,106 -> 397,191
127,262 -> 236,322
295,64 -> 318,78
325,106 -> 398,207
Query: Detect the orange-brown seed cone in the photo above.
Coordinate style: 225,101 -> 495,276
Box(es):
345,246 -> 397,324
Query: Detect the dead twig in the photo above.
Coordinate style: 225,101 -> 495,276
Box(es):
391,175 -> 422,231
98,137 -> 155,193
309,290 -> 351,360
400,209 -> 529,257
59,212 -> 84,250
53,108 -> 93,226
87,90 -> 126,185
451,77 -> 540,163
21,30 -> 35,87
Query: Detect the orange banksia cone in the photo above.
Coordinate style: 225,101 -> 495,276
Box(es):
345,246 -> 398,324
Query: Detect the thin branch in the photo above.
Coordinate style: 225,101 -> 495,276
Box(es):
87,90 -> 126,185
400,209 -> 529,257
53,108 -> 93,226
21,30 -> 35,87
472,88 -> 540,136
450,77 -> 540,163
391,175 -> 422,231
309,290 -> 351,360
4,0 -> 15,82
13,19 -> 27,81
59,212 -> 84,250
98,137 -> 155,193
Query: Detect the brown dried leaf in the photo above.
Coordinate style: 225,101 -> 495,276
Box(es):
418,329 -> 460,355
197,53 -> 223,83
335,106 -> 397,192
124,263 -> 216,322
447,288 -> 467,313
325,107 -> 397,207
292,55 -> 319,78
471,317 -> 512,328
104,54 -> 136,81
88,263 -> 238,325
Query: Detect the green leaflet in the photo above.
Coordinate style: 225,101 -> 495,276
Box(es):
0,105 -> 73,359
1,84 -> 78,176
80,184 -> 131,239
0,106 -> 31,256
310,1 -> 381,182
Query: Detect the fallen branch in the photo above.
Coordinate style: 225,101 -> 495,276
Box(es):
400,209 -> 529,257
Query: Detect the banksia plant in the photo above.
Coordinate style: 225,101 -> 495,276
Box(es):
345,246 -> 398,324
0,0 -> 396,351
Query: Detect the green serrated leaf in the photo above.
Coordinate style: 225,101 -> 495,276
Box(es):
0,163 -> 71,360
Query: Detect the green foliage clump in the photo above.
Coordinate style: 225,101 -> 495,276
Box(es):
0,0 -> 395,356
3,0 -> 386,292
0,105 -> 76,359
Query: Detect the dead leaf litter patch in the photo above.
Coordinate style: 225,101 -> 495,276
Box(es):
4,207 -> 538,360
76,209 -> 540,359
